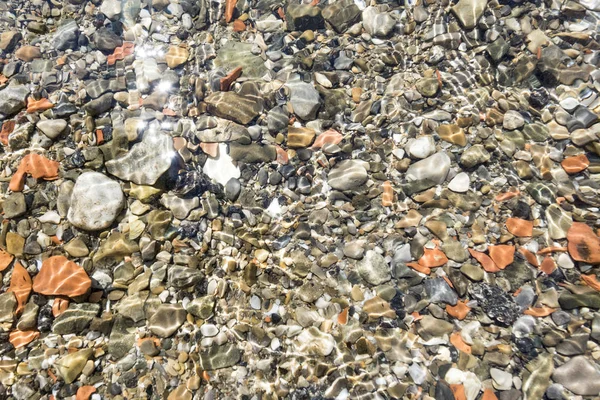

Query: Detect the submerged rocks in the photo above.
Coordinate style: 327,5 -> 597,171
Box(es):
0,85 -> 29,118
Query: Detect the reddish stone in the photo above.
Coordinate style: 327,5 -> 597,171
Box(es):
482,389 -> 499,400
469,248 -> 500,272
233,19 -> 246,32
220,67 -> 242,91
581,274 -> 600,291
32,256 -> 91,298
0,249 -> 14,272
76,386 -> 96,400
9,153 -> 60,192
567,222 -> 600,264
488,245 -> 515,270
540,256 -> 556,274
519,247 -> 539,267
8,329 -> 39,348
418,248 -> 448,268
52,298 -> 70,317
107,42 -> 134,66
225,0 -> 237,22
450,332 -> 471,354
8,262 -> 31,314
561,154 -> 589,174
26,97 -> 54,113
199,143 -> 218,158
275,146 -> 289,165
446,300 -> 471,320
524,307 -> 556,317
312,129 -> 343,149
0,120 -> 15,146
506,217 -> 533,237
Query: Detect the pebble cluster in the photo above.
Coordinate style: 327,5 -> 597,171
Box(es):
1,0 -> 600,398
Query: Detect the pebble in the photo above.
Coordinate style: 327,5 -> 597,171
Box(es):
68,172 -> 125,231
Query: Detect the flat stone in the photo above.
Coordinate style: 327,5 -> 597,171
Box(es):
295,327 -> 335,356
418,315 -> 454,340
425,278 -> 458,305
322,0 -> 361,32
286,80 -> 321,121
33,256 -> 91,298
105,127 -> 174,185
552,356 -> 600,396
68,172 -> 125,231
55,348 -> 93,384
460,145 -> 490,168
52,303 -> 100,334
36,119 -> 67,139
199,344 -> 241,370
362,7 -> 396,37
148,303 -> 186,337
205,92 -> 262,125
448,172 -> 470,193
0,85 -> 29,117
3,192 -> 27,219
406,152 -> 451,185
328,159 -> 369,191
15,46 -> 42,62
288,127 -> 316,148
452,0 -> 488,29
166,46 -> 189,69
357,250 -> 391,285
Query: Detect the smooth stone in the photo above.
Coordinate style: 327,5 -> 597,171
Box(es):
93,232 -> 140,266
213,42 -> 267,79
406,136 -> 436,159
52,303 -> 100,334
362,6 -> 396,37
229,143 -> 276,163
328,159 -> 368,191
451,0 -> 488,29
205,92 -> 262,125
425,278 -> 458,305
203,143 -> 241,186
285,3 -> 325,31
322,0 -> 361,32
545,204 -> 572,240
100,0 -> 122,19
37,119 -> 67,139
406,152 -> 451,185
448,172 -> 470,193
460,145 -> 490,168
199,344 -> 241,370
55,348 -> 93,384
418,315 -> 454,340
109,315 -> 136,359
53,21 -> 79,51
491,368 -> 513,391
523,353 -> 554,400
552,356 -> 600,395
0,85 -> 29,117
503,110 -> 525,130
83,93 -> 114,116
344,240 -> 366,259
68,172 -> 125,231
3,192 -> 27,219
295,327 -> 335,356
0,31 -> 21,52
438,124 -> 467,146
0,292 -> 17,326
148,303 -> 186,337
559,292 -> 600,309
94,27 -> 123,52
15,46 -> 42,62
187,296 -> 215,319
286,80 -> 321,121
168,266 -> 203,289
225,178 -> 241,201
287,127 -> 316,148
416,77 -> 439,97
356,250 -> 391,285
105,128 -> 174,185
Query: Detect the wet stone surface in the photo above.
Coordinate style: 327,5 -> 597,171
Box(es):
0,0 -> 600,398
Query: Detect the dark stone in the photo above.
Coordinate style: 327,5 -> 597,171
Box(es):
469,283 -> 521,325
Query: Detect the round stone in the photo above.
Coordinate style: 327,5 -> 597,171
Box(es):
67,172 -> 125,231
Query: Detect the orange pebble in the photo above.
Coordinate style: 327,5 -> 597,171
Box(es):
381,181 -> 394,207
418,248 -> 448,268
561,154 -> 589,174
539,256 -> 556,275
446,300 -> 471,320
581,274 -> 600,291
76,386 -> 96,400
482,389 -> 499,400
519,247 -> 539,267
506,217 -> 533,237
488,245 -> 515,270
524,307 -> 556,317
469,249 -> 499,273
450,332 -> 471,354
